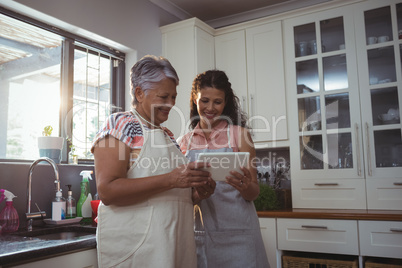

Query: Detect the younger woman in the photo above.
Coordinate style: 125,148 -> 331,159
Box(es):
178,70 -> 269,268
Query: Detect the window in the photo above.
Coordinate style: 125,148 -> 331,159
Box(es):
0,8 -> 125,162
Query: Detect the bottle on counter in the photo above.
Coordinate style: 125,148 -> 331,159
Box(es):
52,190 -> 66,221
77,170 -> 93,223
65,185 -> 76,219
91,191 -> 100,226
0,189 -> 19,233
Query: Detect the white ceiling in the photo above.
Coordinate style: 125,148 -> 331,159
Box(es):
151,0 -> 335,28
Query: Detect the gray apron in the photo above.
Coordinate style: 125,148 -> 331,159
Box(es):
185,126 -> 270,268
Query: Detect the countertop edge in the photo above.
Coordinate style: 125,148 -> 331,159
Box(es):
0,239 -> 96,267
0,225 -> 97,266
257,209 -> 402,221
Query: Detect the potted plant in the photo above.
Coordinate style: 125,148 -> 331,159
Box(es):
254,183 -> 279,211
37,125 -> 64,164
67,136 -> 78,164
271,162 -> 292,209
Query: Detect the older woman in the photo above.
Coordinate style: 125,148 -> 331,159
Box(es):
91,55 -> 215,268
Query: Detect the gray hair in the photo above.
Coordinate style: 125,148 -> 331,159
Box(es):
130,55 -> 179,107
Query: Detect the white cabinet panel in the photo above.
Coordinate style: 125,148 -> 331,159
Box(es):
195,27 -> 215,75
246,22 -> 287,143
291,178 -> 367,209
359,220 -> 402,259
259,218 -> 277,268
277,218 -> 359,255
366,178 -> 402,210
11,249 -> 98,268
215,30 -> 248,110
161,19 -> 215,138
215,22 -> 288,144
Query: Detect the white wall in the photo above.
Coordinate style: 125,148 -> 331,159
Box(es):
0,0 -> 181,110
1,0 -> 180,56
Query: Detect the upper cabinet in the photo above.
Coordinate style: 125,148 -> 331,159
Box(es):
161,18 -> 215,138
284,0 -> 402,210
215,30 -> 248,117
160,0 -> 401,210
354,0 -> 402,209
215,22 -> 288,145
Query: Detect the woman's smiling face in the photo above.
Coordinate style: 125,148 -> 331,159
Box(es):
137,78 -> 177,126
195,87 -> 226,129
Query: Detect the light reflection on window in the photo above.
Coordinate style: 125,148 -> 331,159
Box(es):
0,13 -> 62,159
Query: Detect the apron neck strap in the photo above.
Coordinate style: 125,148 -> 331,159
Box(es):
186,124 -> 232,153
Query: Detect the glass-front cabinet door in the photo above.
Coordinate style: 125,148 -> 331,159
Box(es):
355,1 -> 402,177
286,7 -> 363,179
355,0 -> 402,209
284,6 -> 367,209
285,0 -> 402,210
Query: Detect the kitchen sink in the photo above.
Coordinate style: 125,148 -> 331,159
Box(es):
16,225 -> 96,240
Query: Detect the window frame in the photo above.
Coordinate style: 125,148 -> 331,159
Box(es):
0,7 -> 125,164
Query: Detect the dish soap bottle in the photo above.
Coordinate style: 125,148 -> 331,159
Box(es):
0,189 -> 19,233
52,190 -> 66,221
77,170 -> 93,223
65,185 -> 76,219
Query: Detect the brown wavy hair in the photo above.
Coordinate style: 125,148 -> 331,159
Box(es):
189,70 -> 249,130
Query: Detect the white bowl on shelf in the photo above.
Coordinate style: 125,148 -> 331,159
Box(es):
387,108 -> 399,118
378,113 -> 399,124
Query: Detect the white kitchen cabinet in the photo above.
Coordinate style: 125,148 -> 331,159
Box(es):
259,218 -> 278,268
215,30 -> 248,110
353,0 -> 402,210
284,0 -> 402,210
10,248 -> 98,268
259,216 -> 402,268
284,4 -> 365,209
246,23 -> 288,143
277,218 -> 359,255
160,18 -> 215,138
359,220 -> 402,259
291,178 -> 367,209
215,21 -> 288,145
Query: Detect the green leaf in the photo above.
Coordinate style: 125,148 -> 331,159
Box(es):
42,125 -> 53,136
254,183 -> 279,211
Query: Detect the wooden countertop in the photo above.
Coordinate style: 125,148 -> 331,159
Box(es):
257,209 -> 402,221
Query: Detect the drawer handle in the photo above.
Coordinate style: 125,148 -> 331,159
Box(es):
390,228 -> 402,232
301,225 -> 328,229
314,183 -> 339,186
394,182 -> 402,186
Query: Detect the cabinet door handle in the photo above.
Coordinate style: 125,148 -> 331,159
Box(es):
250,94 -> 255,137
314,183 -> 339,186
242,96 -> 247,112
394,182 -> 402,186
355,123 -> 362,177
301,225 -> 328,229
365,122 -> 372,176
390,228 -> 402,232
250,94 -> 255,115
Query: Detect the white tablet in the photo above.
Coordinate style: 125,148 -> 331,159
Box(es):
196,152 -> 250,181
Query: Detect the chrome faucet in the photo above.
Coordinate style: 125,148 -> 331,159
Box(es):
26,157 -> 60,231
